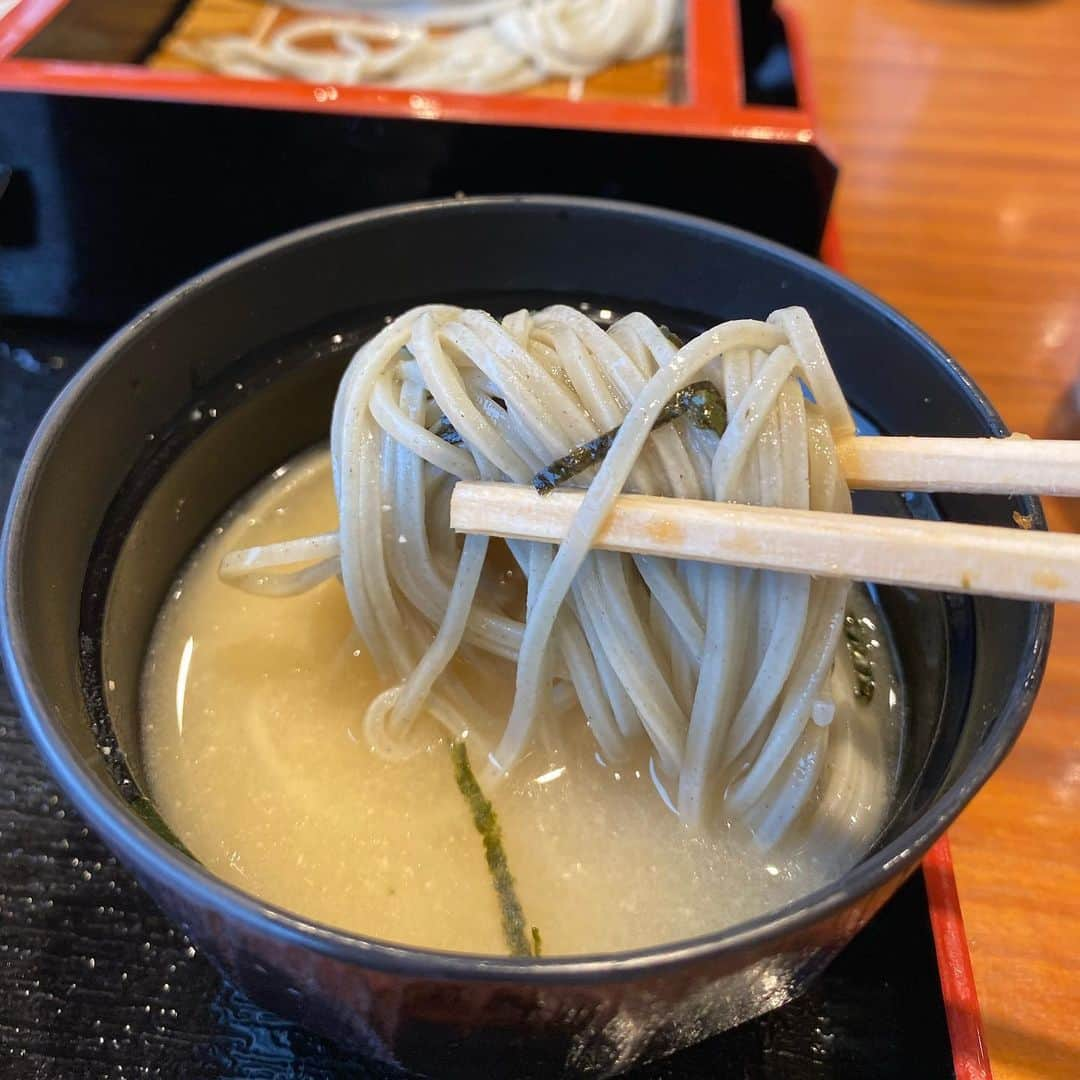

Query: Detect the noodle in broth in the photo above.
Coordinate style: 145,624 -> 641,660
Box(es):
140,304 -> 902,955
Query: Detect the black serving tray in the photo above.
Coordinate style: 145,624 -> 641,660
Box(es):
0,0 -> 835,327
0,316 -> 957,1078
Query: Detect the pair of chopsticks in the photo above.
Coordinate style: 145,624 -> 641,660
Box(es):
450,435 -> 1080,604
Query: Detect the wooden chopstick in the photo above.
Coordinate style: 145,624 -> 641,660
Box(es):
837,435 -> 1080,496
451,482 -> 1078,604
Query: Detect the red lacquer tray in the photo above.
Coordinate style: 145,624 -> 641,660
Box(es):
0,4 -> 992,1075
1,1 -> 813,141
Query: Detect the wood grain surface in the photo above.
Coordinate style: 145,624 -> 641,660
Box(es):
785,2 -> 1080,1077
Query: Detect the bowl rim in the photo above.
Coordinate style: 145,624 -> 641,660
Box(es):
0,193 -> 1052,983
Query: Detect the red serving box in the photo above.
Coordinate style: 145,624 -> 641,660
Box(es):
0,3 -> 991,1075
2,1 -> 818,141
0,1 -> 839,322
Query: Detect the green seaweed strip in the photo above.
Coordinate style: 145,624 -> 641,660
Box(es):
130,793 -> 197,860
658,325 -> 684,349
79,643 -> 196,862
449,741 -> 538,958
532,381 -> 727,494
432,415 -> 464,446
532,430 -> 615,494
844,613 -> 876,703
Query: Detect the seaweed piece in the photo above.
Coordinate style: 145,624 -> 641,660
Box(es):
431,415 -> 463,446
658,325 -> 684,349
533,430 -> 617,495
77,636 -> 197,862
130,794 -> 196,859
533,381 -> 727,494
450,741 -> 539,958
844,613 -> 876,703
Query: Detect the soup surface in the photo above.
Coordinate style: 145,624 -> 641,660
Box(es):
141,448 -> 901,955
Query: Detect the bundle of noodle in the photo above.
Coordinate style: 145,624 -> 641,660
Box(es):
221,304 -> 877,848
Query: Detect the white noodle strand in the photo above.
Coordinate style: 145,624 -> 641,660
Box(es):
176,0 -> 678,96
222,304 -> 864,847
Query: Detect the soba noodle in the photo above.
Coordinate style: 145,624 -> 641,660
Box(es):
175,0 -> 678,95
219,304 -> 882,849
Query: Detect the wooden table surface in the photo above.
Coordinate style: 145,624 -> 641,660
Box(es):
785,2 -> 1080,1077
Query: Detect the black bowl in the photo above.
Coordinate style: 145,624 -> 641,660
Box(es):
0,196 -> 1050,1078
